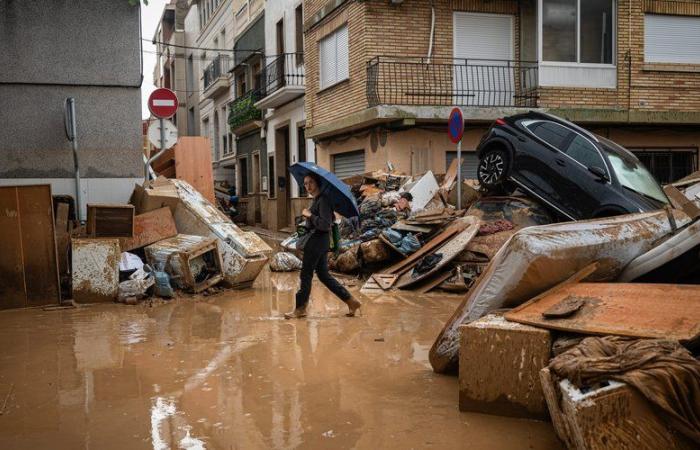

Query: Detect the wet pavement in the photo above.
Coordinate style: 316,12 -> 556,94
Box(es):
0,269 -> 563,450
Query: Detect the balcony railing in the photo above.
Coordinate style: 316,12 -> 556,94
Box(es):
228,89 -> 262,132
203,54 -> 232,90
257,53 -> 305,99
366,56 -> 538,108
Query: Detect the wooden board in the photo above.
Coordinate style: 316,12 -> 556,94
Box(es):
663,185 -> 700,219
378,233 -> 407,257
391,222 -> 432,233
396,219 -> 479,289
0,185 -> 60,309
415,269 -> 454,294
505,282 -> 700,342
86,203 -> 135,238
173,137 -> 215,203
119,207 -> 178,252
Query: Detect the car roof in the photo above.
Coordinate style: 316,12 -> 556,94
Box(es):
595,135 -> 642,165
511,111 -> 600,143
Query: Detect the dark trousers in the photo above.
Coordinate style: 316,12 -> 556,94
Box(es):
296,232 -> 351,308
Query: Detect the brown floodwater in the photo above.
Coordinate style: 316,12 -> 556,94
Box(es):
0,269 -> 563,450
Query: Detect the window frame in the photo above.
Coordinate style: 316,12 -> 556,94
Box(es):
319,24 -> 350,90
538,0 -> 616,66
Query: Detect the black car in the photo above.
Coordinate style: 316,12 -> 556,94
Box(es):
475,112 -> 669,220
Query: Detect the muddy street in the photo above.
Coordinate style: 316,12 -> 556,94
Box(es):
0,270 -> 562,450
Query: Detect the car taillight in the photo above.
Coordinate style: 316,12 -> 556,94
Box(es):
495,118 -> 506,126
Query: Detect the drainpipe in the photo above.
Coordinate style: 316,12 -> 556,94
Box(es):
427,0 -> 435,63
65,98 -> 83,222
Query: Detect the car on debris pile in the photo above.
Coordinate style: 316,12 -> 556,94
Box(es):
476,111 -> 669,220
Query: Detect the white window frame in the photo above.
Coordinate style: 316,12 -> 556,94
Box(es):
538,0 -> 616,67
319,24 -> 349,90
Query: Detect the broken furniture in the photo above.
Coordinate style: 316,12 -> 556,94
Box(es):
459,315 -> 551,420
150,136 -> 216,203
71,238 -> 120,303
430,209 -> 690,374
86,203 -> 135,238
540,368 -> 695,450
145,234 -> 224,293
0,184 -> 61,309
505,282 -> 700,343
119,207 -> 178,252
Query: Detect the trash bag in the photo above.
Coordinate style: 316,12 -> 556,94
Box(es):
118,266 -> 155,301
412,253 -> 443,277
382,228 -> 403,244
398,233 -> 421,255
336,245 -> 361,273
119,251 -> 144,272
153,264 -> 174,298
270,252 -> 303,272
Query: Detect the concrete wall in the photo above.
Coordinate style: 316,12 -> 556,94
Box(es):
0,0 -> 142,180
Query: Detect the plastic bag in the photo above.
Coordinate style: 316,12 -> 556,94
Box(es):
152,264 -> 175,298
119,252 -> 144,272
269,252 -> 303,272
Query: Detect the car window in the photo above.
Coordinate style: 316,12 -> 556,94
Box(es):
604,150 -> 668,204
524,121 -> 573,150
565,135 -> 606,170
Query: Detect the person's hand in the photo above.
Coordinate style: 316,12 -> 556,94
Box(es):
302,208 -> 312,218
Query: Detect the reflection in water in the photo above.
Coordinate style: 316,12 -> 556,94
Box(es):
0,270 -> 563,450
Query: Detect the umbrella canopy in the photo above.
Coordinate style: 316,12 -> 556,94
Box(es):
289,162 -> 360,218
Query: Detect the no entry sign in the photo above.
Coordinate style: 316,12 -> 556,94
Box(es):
448,107 -> 464,144
148,88 -> 178,119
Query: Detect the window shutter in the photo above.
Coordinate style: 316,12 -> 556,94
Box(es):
336,25 -> 349,81
320,33 -> 336,88
645,14 -> 700,64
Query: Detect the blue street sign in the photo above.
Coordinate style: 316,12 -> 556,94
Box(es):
448,107 -> 464,144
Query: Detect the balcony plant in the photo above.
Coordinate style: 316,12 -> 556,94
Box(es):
228,93 -> 262,132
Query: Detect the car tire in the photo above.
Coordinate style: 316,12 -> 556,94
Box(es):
478,147 -> 511,189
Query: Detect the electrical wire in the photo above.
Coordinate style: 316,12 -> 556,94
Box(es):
146,38 -> 262,53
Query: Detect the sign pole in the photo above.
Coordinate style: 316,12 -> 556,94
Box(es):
457,139 -> 462,210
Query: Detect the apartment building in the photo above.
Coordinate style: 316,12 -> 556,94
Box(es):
303,0 -> 700,185
227,0 -> 267,224
153,0 -> 190,136
254,0 -> 312,230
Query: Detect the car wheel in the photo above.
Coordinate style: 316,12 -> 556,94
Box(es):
478,147 -> 510,189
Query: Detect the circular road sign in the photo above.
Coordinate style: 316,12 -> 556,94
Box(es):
448,107 -> 464,144
148,88 -> 178,119
148,119 -> 178,150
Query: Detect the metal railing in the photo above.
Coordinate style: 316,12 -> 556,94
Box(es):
203,54 -> 232,90
257,53 -> 305,99
228,89 -> 262,131
366,56 -> 539,108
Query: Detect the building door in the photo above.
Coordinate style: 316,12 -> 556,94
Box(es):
252,153 -> 261,223
453,12 -> 514,106
275,126 -> 291,230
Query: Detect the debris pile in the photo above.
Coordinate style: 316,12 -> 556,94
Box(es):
66,177 -> 272,305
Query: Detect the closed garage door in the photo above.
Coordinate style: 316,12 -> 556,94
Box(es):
453,12 -> 514,106
446,151 -> 479,180
332,150 -> 365,179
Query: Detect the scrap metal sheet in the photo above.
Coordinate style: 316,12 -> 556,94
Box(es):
505,282 -> 700,342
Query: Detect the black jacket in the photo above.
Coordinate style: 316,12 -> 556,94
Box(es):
308,194 -> 333,232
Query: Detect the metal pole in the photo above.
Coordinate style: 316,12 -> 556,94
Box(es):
456,139 -> 462,210
67,98 -> 83,222
145,118 -> 167,182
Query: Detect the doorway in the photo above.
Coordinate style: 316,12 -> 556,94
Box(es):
252,152 -> 261,224
275,125 -> 291,230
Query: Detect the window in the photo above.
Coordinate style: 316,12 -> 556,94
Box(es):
228,132 -> 233,154
237,72 -> 247,96
319,24 -> 349,89
564,135 -> 606,169
240,157 -> 249,196
188,107 -> 195,136
542,0 -> 613,64
296,5 -> 304,64
332,150 -> 365,179
604,150 -> 668,203
644,14 -> 700,64
268,155 -> 275,197
631,148 -> 698,184
524,120 -> 573,150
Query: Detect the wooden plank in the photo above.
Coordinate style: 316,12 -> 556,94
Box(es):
505,282 -> 700,342
119,207 -> 178,252
86,204 -> 135,238
415,269 -> 455,294
17,185 -> 60,307
379,219 -> 470,276
173,137 -> 215,203
441,157 -> 461,191
396,218 -> 479,289
391,222 -> 433,233
0,187 -> 27,309
663,185 -> 700,219
371,273 -> 399,290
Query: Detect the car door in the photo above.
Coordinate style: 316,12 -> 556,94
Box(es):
516,120 -> 577,218
559,133 -> 612,217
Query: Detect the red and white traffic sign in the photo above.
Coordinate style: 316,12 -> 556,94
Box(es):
148,88 -> 178,119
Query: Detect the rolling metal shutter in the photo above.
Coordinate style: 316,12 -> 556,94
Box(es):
645,14 -> 700,64
446,151 -> 479,180
333,150 -> 365,179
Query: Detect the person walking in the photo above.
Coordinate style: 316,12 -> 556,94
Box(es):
285,173 -> 362,319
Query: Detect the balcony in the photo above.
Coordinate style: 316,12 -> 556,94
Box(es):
228,89 -> 263,135
255,53 -> 305,109
203,54 -> 232,98
366,56 -> 538,108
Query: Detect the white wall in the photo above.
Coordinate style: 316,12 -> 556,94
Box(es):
263,0 -> 303,56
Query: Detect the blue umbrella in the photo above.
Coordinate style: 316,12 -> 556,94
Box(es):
289,162 -> 360,218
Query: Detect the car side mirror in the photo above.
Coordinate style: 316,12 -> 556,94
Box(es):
588,166 -> 609,182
